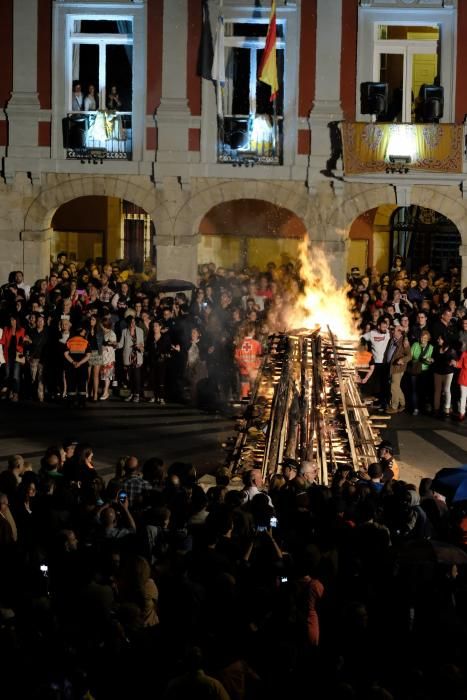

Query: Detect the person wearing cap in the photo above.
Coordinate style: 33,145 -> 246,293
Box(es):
281,458 -> 298,483
378,442 -> 399,481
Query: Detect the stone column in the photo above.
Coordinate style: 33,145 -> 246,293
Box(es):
460,245 -> 467,292
22,228 -> 53,283
308,0 -> 343,177
6,0 -> 41,157
156,234 -> 199,283
156,0 -> 191,163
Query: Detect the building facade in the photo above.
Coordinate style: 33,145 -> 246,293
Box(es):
1,0 -> 467,287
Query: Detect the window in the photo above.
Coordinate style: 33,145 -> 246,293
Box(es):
218,20 -> 285,165
122,201 -> 155,273
356,6 -> 455,125
374,24 -> 439,123
65,17 -> 133,160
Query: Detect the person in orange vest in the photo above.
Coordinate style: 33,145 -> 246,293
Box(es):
234,323 -> 262,399
64,327 -> 91,407
354,339 -> 375,399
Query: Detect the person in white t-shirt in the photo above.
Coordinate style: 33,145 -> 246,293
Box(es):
363,318 -> 391,408
15,271 -> 30,300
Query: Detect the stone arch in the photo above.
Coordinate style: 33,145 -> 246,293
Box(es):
23,175 -> 169,235
172,179 -> 311,240
329,184 -> 467,245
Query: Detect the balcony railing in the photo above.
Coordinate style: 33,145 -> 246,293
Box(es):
218,115 -> 283,166
341,122 -> 463,176
63,111 -> 132,161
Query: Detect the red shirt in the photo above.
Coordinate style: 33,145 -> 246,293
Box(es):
0,327 -> 25,363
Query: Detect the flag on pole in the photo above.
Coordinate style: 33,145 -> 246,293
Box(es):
198,0 -> 214,80
258,0 -> 279,101
211,14 -> 225,118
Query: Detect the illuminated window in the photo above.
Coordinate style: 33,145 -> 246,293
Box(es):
218,21 -> 285,165
374,24 -> 440,123
65,18 -> 133,160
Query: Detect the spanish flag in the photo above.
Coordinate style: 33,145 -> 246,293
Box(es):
258,0 -> 279,101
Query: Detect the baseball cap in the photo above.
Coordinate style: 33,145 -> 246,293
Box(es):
378,441 -> 394,454
281,457 -> 299,471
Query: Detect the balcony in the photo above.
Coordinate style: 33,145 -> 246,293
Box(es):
341,122 -> 464,177
63,111 -> 132,161
218,115 -> 283,166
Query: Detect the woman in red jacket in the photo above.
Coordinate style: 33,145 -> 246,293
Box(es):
452,350 -> 467,420
0,315 -> 26,402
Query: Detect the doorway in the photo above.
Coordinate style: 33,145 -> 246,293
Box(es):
198,199 -> 306,271
51,196 -> 155,271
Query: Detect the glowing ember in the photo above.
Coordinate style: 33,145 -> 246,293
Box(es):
286,237 -> 357,340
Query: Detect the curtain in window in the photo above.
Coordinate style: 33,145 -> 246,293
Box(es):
223,47 -> 235,116
117,21 -> 132,63
72,21 -> 81,81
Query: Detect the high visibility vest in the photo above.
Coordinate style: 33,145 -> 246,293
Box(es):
235,338 -> 262,375
355,350 -> 373,368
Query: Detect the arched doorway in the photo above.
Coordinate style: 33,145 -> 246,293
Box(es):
391,206 -> 461,275
51,196 -> 155,272
198,199 -> 306,271
348,204 -> 462,278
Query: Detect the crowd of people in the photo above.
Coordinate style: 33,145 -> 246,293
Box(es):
0,256 -> 269,409
1,438 -> 467,699
348,256 -> 467,420
1,252 -> 466,418
1,253 -> 467,698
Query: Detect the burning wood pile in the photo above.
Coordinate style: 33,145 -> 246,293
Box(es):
229,328 -> 383,484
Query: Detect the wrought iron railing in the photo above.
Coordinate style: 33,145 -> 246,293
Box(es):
63,111 -> 132,161
218,115 -> 283,165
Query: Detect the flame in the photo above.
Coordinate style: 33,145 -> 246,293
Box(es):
285,237 -> 357,340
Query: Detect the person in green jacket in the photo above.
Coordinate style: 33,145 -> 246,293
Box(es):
409,329 -> 434,415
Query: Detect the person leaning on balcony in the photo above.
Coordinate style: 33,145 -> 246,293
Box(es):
71,81 -> 83,111
107,85 -> 122,111
84,83 -> 97,111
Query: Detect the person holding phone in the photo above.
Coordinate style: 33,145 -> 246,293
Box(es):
99,498 -> 136,539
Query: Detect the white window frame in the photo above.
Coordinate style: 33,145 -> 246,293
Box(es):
356,6 -> 456,123
52,2 -> 146,162
223,20 -> 286,118
373,38 -> 439,123
68,18 -> 133,112
201,2 -> 298,169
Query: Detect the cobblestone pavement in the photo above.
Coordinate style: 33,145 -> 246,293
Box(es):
0,400 -> 465,483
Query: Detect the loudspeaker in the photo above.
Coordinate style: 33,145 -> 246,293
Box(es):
422,85 -> 444,123
360,82 -> 388,116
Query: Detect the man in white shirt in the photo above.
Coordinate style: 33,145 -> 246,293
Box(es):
363,318 -> 391,408
241,468 -> 273,506
15,271 -> 30,300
